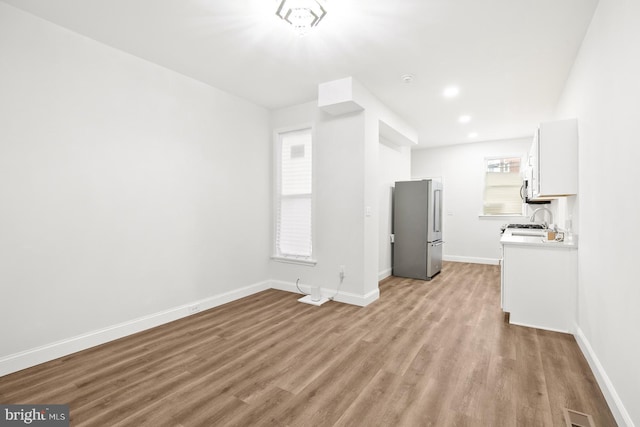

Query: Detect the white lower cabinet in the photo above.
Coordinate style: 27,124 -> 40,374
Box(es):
502,244 -> 577,333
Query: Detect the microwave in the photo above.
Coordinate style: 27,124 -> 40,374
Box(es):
521,178 -> 550,205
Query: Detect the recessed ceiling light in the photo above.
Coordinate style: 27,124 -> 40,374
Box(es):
443,86 -> 460,98
468,132 -> 478,139
401,74 -> 414,84
458,115 -> 471,123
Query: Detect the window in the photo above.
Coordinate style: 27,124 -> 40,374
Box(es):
274,127 -> 314,263
483,156 -> 523,215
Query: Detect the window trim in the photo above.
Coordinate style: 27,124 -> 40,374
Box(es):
270,255 -> 318,266
272,124 -> 317,265
481,155 -> 526,217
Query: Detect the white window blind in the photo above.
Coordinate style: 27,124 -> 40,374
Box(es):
483,157 -> 523,215
275,128 -> 313,259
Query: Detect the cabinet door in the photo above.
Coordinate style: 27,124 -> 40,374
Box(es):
500,246 -> 505,309
530,129 -> 540,198
537,118 -> 578,196
503,245 -> 577,333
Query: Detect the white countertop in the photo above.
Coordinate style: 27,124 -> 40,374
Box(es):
500,229 -> 578,249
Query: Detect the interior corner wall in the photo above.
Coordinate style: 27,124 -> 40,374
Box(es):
362,112 -> 380,298
355,83 -> 416,297
378,142 -> 411,279
269,102 -> 367,302
0,3 -> 271,360
411,138 -> 531,264
554,0 -> 640,424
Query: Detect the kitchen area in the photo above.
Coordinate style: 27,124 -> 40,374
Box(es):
499,118 -> 579,333
405,104 -> 637,425
500,221 -> 578,333
407,118 -> 580,334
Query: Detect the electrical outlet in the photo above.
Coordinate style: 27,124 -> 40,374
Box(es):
188,304 -> 200,314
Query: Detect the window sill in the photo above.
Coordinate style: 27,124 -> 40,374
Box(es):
271,256 -> 317,266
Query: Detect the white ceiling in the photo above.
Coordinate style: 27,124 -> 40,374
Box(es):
2,0 -> 599,147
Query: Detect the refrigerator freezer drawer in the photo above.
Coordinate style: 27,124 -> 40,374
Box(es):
427,241 -> 443,279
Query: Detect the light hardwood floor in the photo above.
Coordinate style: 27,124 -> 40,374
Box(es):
0,262 -> 617,426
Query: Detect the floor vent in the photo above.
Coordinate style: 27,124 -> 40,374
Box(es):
563,408 -> 595,427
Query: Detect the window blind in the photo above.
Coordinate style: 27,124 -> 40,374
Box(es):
483,157 -> 523,215
276,129 -> 312,258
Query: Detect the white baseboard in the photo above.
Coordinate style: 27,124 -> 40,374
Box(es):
574,326 -> 634,427
268,280 -> 379,307
508,320 -> 570,335
0,280 -> 270,378
378,268 -> 392,281
331,287 -> 379,307
443,255 -> 499,265
0,278 -> 380,378
6,275 -> 631,427
269,279 -> 305,294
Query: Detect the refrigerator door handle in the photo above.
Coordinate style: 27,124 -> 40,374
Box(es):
434,189 -> 442,233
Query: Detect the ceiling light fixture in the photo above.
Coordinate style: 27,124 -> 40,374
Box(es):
458,115 -> 471,123
276,0 -> 327,36
401,74 -> 415,84
443,86 -> 460,98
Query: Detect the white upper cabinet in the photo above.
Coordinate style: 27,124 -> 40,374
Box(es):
528,118 -> 578,200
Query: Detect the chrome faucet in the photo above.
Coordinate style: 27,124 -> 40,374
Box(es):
530,207 -> 553,229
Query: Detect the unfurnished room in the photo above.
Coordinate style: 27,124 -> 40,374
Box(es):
0,0 -> 638,426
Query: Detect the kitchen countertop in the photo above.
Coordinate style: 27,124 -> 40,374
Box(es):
500,229 -> 578,249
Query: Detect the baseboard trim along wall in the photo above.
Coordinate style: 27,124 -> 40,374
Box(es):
378,268 -> 392,281
337,288 -> 380,307
0,279 -> 380,377
0,280 -> 271,378
268,280 -> 379,307
575,327 -> 634,427
443,255 -> 499,265
508,320 -> 571,335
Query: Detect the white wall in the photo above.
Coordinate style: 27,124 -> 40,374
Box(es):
411,138 -> 532,264
555,0 -> 640,424
269,82 -> 416,305
378,141 -> 411,279
269,102 -> 368,303
0,3 -> 270,362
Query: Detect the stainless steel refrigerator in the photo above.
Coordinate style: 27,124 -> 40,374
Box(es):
392,180 -> 443,280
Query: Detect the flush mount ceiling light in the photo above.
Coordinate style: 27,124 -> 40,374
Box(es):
458,115 -> 471,123
276,0 -> 327,36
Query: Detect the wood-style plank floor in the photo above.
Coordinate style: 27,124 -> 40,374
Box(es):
0,262 -> 617,426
